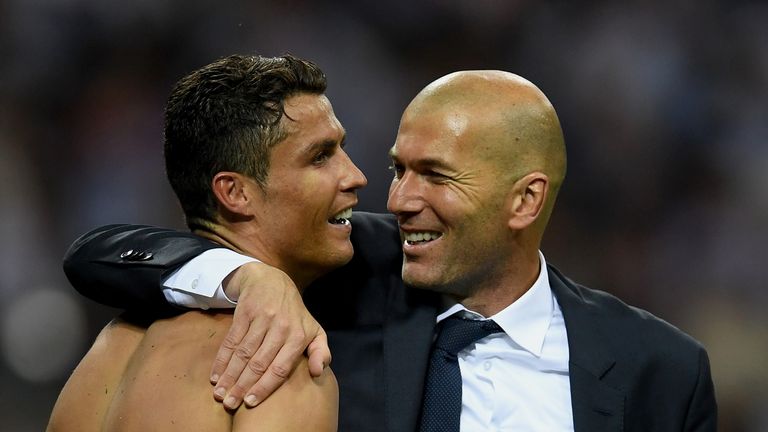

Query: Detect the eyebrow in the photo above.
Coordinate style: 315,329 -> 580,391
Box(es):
306,134 -> 347,154
388,147 -> 453,171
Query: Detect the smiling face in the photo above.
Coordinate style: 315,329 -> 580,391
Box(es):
254,93 -> 367,283
387,105 -> 514,297
387,71 -> 565,304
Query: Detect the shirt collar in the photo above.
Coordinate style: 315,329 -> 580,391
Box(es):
436,251 -> 554,357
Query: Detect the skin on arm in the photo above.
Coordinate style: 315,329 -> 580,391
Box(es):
47,316 -> 146,432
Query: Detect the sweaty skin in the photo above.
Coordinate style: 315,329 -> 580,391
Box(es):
47,311 -> 338,432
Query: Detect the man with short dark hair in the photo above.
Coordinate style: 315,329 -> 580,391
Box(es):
48,54 -> 367,431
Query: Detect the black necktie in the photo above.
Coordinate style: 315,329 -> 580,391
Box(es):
419,315 -> 503,432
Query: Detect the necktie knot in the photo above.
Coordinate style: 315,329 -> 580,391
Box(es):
435,315 -> 503,356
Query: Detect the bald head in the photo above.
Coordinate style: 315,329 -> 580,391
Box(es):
405,70 -> 566,190
388,71 -> 567,309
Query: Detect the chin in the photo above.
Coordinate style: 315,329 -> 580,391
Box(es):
401,269 -> 439,292
402,266 -> 466,297
327,243 -> 354,267
337,250 -> 354,266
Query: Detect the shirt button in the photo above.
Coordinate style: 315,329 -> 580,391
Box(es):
191,279 -> 199,290
484,361 -> 492,371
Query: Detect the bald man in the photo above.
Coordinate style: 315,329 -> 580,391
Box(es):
64,71 -> 717,431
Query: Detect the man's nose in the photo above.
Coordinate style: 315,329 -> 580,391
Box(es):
340,151 -> 367,192
387,171 -> 424,216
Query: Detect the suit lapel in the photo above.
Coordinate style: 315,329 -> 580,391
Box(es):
569,363 -> 625,431
549,266 -> 625,432
383,285 -> 438,432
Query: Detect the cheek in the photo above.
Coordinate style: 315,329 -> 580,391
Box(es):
431,188 -> 475,222
274,174 -> 320,205
290,176 -> 336,221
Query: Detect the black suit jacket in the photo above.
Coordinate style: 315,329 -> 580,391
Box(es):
64,212 -> 717,431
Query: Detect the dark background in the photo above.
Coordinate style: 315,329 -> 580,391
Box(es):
1,1 -> 766,430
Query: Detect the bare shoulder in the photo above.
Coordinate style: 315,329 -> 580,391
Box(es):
103,311 -> 234,431
49,311 -> 336,432
233,357 -> 339,432
47,316 -> 146,432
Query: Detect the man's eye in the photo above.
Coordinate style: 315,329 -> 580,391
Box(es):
313,152 -> 330,165
388,163 -> 404,179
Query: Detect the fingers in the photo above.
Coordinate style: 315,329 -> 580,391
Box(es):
220,321 -> 308,409
240,334 -> 307,407
210,317 -> 248,385
306,331 -> 331,377
213,314 -> 268,404
208,263 -> 328,410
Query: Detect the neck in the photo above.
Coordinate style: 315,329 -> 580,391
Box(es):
193,223 -> 319,292
455,250 -> 541,317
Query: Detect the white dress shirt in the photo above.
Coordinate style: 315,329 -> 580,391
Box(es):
162,248 -> 254,309
436,252 -> 573,431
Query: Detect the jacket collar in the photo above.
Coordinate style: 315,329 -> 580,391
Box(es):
548,265 -> 625,431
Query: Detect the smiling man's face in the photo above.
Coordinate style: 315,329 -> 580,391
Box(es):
254,93 -> 367,281
387,100 -> 515,298
386,70 -> 566,306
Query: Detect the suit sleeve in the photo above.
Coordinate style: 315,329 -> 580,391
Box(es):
62,224 -> 222,315
683,347 -> 718,431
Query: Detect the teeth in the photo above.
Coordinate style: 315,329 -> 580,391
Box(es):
329,208 -> 352,225
404,231 -> 442,244
333,208 -> 352,220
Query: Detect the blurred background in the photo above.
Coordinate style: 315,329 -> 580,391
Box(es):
1,0 -> 766,430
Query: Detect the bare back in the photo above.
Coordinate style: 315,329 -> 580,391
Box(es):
48,311 -> 338,432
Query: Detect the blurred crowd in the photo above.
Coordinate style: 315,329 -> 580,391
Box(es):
1,1 -> 766,430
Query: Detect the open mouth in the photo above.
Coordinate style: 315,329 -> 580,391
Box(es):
329,208 -> 352,225
403,231 -> 442,245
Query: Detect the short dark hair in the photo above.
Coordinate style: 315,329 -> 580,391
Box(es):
164,54 -> 327,230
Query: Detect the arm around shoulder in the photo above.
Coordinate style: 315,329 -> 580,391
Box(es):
63,224 -> 220,312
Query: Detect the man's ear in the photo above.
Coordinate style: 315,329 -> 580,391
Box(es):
507,172 -> 549,231
211,172 -> 256,218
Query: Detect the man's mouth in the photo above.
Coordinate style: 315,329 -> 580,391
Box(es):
329,208 -> 352,225
403,231 -> 442,245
